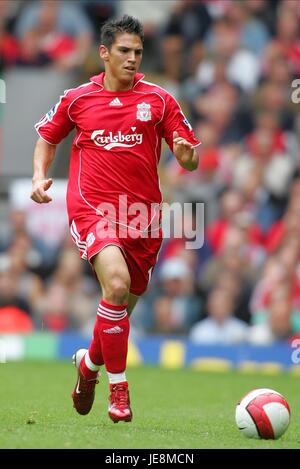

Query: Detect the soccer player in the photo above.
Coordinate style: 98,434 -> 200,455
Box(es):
31,15 -> 200,423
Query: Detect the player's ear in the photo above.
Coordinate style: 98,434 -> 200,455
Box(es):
99,45 -> 109,61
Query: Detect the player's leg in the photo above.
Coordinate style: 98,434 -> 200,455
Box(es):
74,231 -> 128,383
92,245 -> 132,422
72,309 -> 105,414
72,307 -> 104,415
93,245 -> 130,304
70,220 -> 104,415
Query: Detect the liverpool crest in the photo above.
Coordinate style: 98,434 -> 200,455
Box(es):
136,102 -> 151,121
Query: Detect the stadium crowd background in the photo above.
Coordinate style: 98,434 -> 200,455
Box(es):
0,0 -> 300,346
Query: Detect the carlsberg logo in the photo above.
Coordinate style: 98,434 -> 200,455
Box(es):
91,128 -> 143,150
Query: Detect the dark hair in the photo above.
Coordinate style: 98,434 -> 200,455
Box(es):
100,15 -> 144,49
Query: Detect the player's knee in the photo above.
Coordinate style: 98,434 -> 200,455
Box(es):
105,275 -> 130,305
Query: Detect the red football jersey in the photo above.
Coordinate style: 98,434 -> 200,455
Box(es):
35,72 -> 201,230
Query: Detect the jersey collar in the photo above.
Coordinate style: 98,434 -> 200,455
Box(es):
90,72 -> 145,89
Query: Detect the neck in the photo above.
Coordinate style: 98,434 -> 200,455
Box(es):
103,74 -> 134,92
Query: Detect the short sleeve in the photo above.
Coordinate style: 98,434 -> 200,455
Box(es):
162,93 -> 201,152
34,90 -> 75,145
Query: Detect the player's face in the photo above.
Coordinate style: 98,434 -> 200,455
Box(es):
100,33 -> 143,85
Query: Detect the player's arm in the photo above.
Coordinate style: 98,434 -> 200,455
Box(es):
32,88 -> 75,203
173,131 -> 199,171
31,138 -> 57,204
162,93 -> 201,171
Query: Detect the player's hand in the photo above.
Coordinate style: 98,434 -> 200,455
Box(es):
31,178 -> 53,204
173,131 -> 197,170
173,130 -> 193,161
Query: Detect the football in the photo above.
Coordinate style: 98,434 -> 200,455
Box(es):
235,388 -> 290,439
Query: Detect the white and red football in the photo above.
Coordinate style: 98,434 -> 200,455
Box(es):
235,388 -> 291,439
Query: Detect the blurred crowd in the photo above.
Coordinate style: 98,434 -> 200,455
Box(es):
1,0 -> 300,345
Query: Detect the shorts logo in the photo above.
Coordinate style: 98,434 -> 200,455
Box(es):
91,129 -> 143,150
86,232 -> 95,247
136,102 -> 151,121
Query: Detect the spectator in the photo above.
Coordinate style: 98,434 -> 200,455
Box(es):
189,287 -> 249,344
0,17 -> 19,69
263,6 -> 300,77
253,81 -> 295,131
14,0 -> 93,69
0,208 -> 53,273
233,128 -> 295,203
191,82 -> 251,145
39,248 -> 98,333
224,0 -> 270,56
250,238 -> 300,317
199,17 -> 260,91
265,204 -> 300,253
200,242 -> 258,294
214,270 -> 252,323
249,284 -> 300,344
160,0 -> 212,84
244,0 -> 278,36
81,1 -> 117,38
0,269 -> 31,316
0,0 -> 24,69
206,189 -> 263,255
0,236 -> 45,320
152,257 -> 202,334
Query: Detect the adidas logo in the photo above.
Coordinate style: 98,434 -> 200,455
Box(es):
109,97 -> 122,107
103,326 -> 124,334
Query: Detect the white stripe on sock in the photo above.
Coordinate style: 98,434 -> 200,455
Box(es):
85,351 -> 101,371
100,304 -> 126,314
97,307 -> 126,316
97,308 -> 127,318
97,311 -> 127,321
107,371 -> 127,384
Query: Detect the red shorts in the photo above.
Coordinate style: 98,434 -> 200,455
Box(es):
69,214 -> 163,296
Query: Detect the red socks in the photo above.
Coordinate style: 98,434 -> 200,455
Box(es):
80,319 -> 104,380
79,300 -> 129,380
88,323 -> 104,367
97,299 -> 130,373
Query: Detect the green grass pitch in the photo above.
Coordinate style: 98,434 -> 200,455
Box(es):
0,361 -> 299,449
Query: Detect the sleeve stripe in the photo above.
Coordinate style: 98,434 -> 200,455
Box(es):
35,116 -> 49,130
